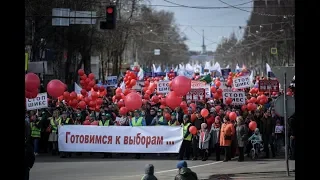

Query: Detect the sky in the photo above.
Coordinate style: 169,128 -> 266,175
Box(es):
150,0 -> 253,51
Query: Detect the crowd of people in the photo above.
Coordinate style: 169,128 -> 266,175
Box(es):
25,90 -> 296,161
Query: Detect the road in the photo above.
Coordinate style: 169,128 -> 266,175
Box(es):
31,154 -> 295,180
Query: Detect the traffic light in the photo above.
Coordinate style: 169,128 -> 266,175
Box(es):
103,5 -> 116,30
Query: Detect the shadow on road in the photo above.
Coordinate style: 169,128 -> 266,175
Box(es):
206,171 -> 295,180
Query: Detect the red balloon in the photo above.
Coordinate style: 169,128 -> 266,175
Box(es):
119,107 -> 128,116
225,97 -> 233,105
25,73 -> 40,92
249,121 -> 257,131
118,99 -> 125,107
166,91 -> 182,110
63,91 -> 70,100
164,113 -> 171,120
89,100 -> 96,107
70,91 -> 77,99
78,101 -> 86,110
25,89 -> 38,99
211,86 -> 216,93
83,120 -> 91,125
250,97 -> 257,103
96,98 -> 103,105
81,89 -> 87,96
247,103 -> 257,111
171,76 -> 191,96
47,80 -> 65,98
180,101 -> 187,109
215,81 -> 221,87
241,105 -> 247,111
229,112 -> 237,121
200,108 -> 209,118
151,95 -> 159,103
189,126 -> 197,135
88,73 -> 95,80
78,69 -> 85,76
91,91 -> 99,100
116,88 -> 122,95
124,92 -> 142,111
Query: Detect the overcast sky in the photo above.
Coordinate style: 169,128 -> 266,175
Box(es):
150,0 -> 253,51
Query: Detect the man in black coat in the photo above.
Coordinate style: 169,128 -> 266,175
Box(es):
25,119 -> 35,180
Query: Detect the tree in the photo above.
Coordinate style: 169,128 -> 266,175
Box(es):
214,1 -> 295,71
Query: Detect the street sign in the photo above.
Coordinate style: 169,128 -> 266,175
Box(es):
154,49 -> 160,55
270,47 -> 277,55
272,66 -> 295,88
274,94 -> 295,117
258,79 -> 279,92
52,8 -> 97,26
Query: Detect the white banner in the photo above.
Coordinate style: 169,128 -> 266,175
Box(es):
157,80 -> 170,93
232,75 -> 250,89
26,93 -> 48,111
222,89 -> 246,105
58,126 -> 183,153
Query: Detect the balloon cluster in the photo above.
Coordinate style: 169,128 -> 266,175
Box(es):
25,73 -> 41,99
55,69 -> 106,111
123,70 -> 138,89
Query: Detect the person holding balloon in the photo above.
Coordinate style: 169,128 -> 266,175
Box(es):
178,115 -> 193,160
191,111 -> 205,160
219,116 -> 234,162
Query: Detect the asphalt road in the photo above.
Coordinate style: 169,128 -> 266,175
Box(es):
31,154 -> 295,180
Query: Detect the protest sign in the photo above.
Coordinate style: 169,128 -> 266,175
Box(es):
258,79 -> 279,92
204,84 -> 211,98
232,75 -> 250,89
132,81 -> 145,91
26,93 -> 48,110
222,89 -> 246,105
191,80 -> 206,89
106,76 -> 118,87
186,89 -> 205,101
58,126 -> 183,153
157,81 -> 170,93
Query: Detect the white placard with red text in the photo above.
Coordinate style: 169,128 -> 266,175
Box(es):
58,126 -> 183,153
157,80 -> 170,93
191,81 -> 210,98
186,89 -> 206,101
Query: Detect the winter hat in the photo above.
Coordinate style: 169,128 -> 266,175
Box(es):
176,161 -> 188,169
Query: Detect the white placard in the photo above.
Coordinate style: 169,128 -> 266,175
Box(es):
232,75 -> 250,89
186,89 -> 205,101
157,81 -> 170,93
58,126 -> 183,153
204,84 -> 211,98
222,89 -> 246,105
132,81 -> 145,91
26,93 -> 48,110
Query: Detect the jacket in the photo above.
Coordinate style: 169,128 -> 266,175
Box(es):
210,126 -> 220,145
219,122 -> 234,147
141,164 -> 158,180
236,124 -> 248,147
174,167 -> 198,180
198,129 -> 211,149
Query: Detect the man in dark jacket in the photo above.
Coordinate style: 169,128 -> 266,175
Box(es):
261,110 -> 276,158
175,161 -> 198,180
288,113 -> 296,160
141,164 -> 158,180
192,112 -> 204,160
25,119 -> 35,180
